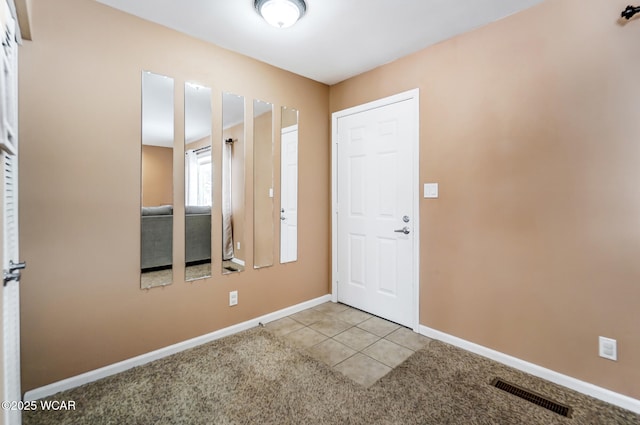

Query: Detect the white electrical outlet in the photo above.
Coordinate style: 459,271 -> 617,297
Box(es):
598,336 -> 617,361
229,290 -> 238,306
237,242 -> 241,250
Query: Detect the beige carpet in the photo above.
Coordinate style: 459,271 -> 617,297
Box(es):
24,327 -> 640,425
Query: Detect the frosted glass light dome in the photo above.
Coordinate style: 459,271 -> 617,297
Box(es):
255,0 -> 307,28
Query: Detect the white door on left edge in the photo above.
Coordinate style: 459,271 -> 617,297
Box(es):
335,95 -> 418,328
1,4 -> 23,425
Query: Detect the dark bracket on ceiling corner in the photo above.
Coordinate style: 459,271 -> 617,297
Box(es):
621,5 -> 640,20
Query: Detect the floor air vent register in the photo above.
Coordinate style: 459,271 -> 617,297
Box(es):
491,378 -> 572,418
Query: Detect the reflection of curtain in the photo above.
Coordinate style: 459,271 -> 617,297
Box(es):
198,156 -> 212,207
222,142 -> 234,260
185,150 -> 198,206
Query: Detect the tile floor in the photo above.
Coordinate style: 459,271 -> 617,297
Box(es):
265,301 -> 432,387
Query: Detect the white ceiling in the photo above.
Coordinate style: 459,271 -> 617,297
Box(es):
96,0 -> 544,85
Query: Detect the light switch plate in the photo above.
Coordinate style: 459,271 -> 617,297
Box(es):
598,336 -> 617,361
424,183 -> 438,198
229,290 -> 238,306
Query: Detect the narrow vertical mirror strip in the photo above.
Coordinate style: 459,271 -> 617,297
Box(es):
253,99 -> 274,269
141,71 -> 175,288
222,92 -> 246,274
184,83 -> 212,281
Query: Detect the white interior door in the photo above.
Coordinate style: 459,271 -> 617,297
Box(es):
0,2 -> 22,424
280,125 -> 298,263
333,91 -> 419,328
1,153 -> 20,425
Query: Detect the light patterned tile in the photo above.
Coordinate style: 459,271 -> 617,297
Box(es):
334,353 -> 391,387
307,339 -> 356,367
289,308 -> 328,326
309,317 -> 352,337
264,317 -> 305,337
333,327 -> 380,351
283,327 -> 328,349
362,339 -> 414,368
312,302 -> 350,315
385,327 -> 432,351
335,308 -> 372,325
357,317 -> 400,337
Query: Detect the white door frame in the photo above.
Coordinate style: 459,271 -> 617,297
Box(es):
331,88 -> 420,331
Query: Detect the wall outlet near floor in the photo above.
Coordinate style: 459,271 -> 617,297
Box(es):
229,290 -> 238,306
237,242 -> 241,250
598,336 -> 617,361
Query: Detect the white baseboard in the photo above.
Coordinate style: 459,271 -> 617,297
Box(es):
419,325 -> 640,414
24,294 -> 332,402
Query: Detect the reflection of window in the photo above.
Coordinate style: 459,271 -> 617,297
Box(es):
185,147 -> 212,207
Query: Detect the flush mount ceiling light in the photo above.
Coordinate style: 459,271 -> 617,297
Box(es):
255,0 -> 307,28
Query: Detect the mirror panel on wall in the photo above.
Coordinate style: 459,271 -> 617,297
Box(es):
280,107 -> 298,263
141,71 -> 175,289
253,99 -> 274,269
184,83 -> 212,281
222,92 -> 246,274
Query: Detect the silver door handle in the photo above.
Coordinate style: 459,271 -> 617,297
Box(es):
3,261 -> 25,286
9,260 -> 26,272
3,271 -> 20,285
281,216 -> 286,221
394,226 -> 410,235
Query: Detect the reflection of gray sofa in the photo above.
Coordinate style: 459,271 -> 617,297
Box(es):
141,205 -> 211,270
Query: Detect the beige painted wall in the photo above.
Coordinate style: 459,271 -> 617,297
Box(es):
19,0 -> 330,392
253,110 -> 275,268
331,0 -> 640,399
141,145 -> 173,207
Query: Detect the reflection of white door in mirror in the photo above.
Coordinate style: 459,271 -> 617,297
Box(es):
280,124 -> 298,263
